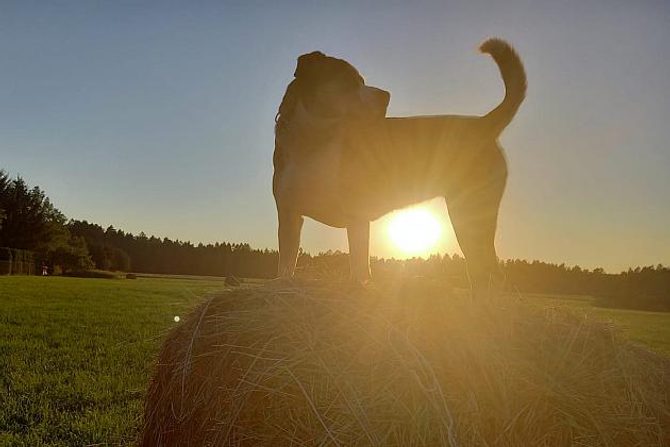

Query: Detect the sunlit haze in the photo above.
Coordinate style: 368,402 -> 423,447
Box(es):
386,206 -> 444,258
1,1 -> 668,272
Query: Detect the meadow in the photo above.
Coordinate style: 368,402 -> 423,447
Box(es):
525,292 -> 670,356
1,275 -> 669,445
0,276 -> 228,446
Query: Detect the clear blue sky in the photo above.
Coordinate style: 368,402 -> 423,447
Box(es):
1,1 -> 668,272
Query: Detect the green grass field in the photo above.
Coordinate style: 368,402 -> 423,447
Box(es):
0,276 -> 668,445
0,276 -> 228,446
522,292 -> 670,356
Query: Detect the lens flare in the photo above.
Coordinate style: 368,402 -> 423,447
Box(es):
387,207 -> 442,257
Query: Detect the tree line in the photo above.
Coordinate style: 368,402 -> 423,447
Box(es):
296,251 -> 670,310
67,219 -> 278,278
1,169 -> 668,309
0,171 -> 92,272
0,170 -> 278,277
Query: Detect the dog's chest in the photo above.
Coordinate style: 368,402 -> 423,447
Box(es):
277,142 -> 349,221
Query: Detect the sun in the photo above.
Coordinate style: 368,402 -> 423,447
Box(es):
386,207 -> 442,257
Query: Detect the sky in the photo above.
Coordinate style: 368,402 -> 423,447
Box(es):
1,0 -> 668,272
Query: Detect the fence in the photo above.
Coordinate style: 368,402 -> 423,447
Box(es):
0,247 -> 36,275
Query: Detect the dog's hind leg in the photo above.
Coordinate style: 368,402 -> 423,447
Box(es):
446,178 -> 506,299
347,221 -> 372,284
277,209 -> 304,278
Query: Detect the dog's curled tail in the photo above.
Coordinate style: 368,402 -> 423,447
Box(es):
480,38 -> 527,136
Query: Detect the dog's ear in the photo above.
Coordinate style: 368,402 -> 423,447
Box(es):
295,51 -> 325,79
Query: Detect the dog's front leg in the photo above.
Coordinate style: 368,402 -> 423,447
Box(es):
347,221 -> 371,284
277,209 -> 304,278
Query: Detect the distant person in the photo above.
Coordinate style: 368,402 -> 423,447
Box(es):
41,262 -> 48,276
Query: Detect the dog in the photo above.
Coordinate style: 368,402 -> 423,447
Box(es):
273,38 -> 526,297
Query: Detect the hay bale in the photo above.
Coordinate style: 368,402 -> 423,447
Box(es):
140,282 -> 670,446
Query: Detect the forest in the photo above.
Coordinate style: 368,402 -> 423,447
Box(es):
1,170 -> 668,309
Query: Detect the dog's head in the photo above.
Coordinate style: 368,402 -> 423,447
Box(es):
293,51 -> 390,121
276,51 -> 390,135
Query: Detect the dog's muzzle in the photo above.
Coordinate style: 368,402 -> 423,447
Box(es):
357,86 -> 390,120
